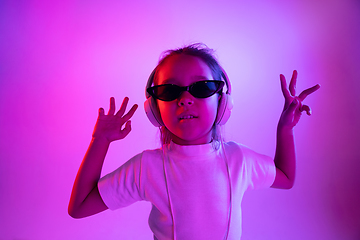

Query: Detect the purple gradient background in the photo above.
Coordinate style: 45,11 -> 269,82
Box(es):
1,0 -> 359,239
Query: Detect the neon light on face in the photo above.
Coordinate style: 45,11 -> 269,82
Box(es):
156,54 -> 219,145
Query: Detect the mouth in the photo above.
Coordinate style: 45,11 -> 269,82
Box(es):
179,115 -> 198,120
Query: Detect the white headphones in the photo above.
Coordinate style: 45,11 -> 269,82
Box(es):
144,66 -> 233,127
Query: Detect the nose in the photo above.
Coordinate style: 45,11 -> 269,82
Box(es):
178,91 -> 194,106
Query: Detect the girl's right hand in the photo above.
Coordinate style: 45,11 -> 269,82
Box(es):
92,97 -> 138,143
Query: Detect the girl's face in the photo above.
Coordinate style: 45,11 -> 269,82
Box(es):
155,54 -> 219,145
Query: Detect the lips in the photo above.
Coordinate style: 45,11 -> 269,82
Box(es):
179,113 -> 198,120
180,115 -> 196,120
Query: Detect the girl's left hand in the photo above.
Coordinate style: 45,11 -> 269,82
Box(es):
279,70 -> 320,128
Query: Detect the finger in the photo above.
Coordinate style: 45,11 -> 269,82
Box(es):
290,99 -> 302,126
280,74 -> 291,99
300,104 -> 312,116
298,84 -> 321,101
121,104 -> 138,122
108,97 -> 116,115
289,70 -> 297,96
287,98 -> 299,113
119,120 -> 132,139
99,107 -> 105,116
116,97 -> 130,117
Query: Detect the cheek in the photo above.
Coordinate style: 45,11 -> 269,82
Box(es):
157,101 -> 173,121
204,96 -> 220,121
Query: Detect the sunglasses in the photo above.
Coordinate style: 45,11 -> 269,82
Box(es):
147,80 -> 225,102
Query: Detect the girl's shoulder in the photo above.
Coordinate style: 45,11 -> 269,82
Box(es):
223,140 -> 248,153
222,141 -> 268,161
120,147 -> 163,168
141,147 -> 163,156
137,147 -> 164,166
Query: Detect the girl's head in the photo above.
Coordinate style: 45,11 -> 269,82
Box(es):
146,43 -> 231,146
154,43 -> 223,85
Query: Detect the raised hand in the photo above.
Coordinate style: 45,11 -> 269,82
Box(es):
279,70 -> 320,128
92,97 -> 138,143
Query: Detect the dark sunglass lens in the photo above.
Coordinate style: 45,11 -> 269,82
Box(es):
153,85 -> 181,101
191,81 -> 222,98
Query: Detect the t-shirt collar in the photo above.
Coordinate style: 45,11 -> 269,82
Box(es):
168,140 -> 217,157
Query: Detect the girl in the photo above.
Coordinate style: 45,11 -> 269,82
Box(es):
68,43 -> 320,239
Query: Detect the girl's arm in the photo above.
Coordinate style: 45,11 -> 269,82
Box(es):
68,97 -> 138,218
271,71 -> 320,189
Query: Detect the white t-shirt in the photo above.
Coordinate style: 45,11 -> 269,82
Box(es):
98,141 -> 276,240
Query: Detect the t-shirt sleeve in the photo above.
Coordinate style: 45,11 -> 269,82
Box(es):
234,143 -> 276,190
98,152 -> 144,210
226,142 -> 276,190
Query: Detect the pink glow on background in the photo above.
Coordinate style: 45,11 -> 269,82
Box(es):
0,0 -> 359,239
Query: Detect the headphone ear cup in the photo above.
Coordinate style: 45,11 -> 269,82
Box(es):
144,97 -> 164,127
216,93 -> 233,125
